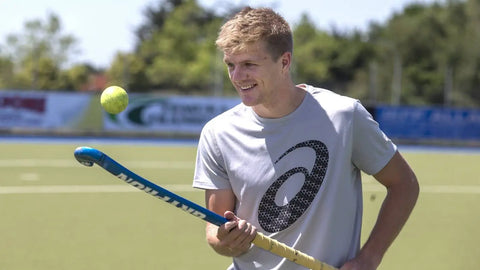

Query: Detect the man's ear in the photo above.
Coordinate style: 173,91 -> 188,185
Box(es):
280,52 -> 292,72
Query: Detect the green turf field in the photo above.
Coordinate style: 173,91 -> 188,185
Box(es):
1,142 -> 479,269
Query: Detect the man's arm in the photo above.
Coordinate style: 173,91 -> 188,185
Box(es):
204,189 -> 257,257
342,151 -> 419,270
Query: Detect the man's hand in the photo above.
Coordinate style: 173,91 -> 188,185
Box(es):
207,211 -> 257,257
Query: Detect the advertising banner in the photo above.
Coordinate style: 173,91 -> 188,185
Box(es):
375,106 -> 480,141
0,91 -> 92,129
103,95 -> 240,134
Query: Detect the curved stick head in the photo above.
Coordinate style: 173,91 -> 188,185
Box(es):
74,146 -> 103,167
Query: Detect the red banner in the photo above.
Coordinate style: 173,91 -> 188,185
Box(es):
0,91 -> 91,129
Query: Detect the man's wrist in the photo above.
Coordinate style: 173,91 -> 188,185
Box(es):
357,246 -> 384,269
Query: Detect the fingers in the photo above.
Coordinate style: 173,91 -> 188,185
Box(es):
216,212 -> 257,256
231,219 -> 257,246
224,210 -> 237,221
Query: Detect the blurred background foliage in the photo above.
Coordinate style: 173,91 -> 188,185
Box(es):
0,0 -> 479,107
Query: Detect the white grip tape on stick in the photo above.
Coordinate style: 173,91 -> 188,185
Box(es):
252,232 -> 337,270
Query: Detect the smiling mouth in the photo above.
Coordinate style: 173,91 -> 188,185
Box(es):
239,84 -> 256,91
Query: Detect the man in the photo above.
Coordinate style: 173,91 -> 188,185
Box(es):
193,7 -> 419,270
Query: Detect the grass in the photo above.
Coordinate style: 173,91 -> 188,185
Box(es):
0,142 -> 479,269
361,151 -> 480,269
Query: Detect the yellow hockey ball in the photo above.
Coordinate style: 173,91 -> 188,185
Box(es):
100,86 -> 128,114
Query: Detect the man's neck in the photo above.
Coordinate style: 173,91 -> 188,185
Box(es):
253,85 -> 306,119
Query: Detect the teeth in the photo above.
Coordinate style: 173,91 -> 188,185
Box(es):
240,84 -> 255,90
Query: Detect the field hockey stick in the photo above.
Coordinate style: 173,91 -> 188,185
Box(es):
74,146 -> 337,270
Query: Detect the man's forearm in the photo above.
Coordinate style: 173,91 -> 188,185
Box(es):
359,177 -> 419,267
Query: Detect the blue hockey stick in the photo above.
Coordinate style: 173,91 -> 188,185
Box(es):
74,146 -> 227,226
73,146 -> 336,270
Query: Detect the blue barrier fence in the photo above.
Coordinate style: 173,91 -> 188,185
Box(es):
374,106 -> 480,142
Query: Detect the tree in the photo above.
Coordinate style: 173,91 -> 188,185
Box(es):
63,64 -> 97,91
293,14 -> 373,98
143,0 -> 220,91
135,0 -> 184,44
455,0 -> 480,106
292,14 -> 332,86
0,54 -> 14,89
109,0 -> 223,93
365,0 -> 480,107
3,12 -> 80,90
107,52 -> 149,91
369,3 -> 446,105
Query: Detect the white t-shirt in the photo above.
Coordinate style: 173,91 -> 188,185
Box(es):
193,84 -> 397,269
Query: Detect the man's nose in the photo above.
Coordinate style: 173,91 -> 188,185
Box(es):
230,66 -> 246,81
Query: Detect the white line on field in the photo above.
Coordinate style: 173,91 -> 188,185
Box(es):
0,184 -> 479,195
0,159 -> 193,169
363,184 -> 480,194
0,184 -> 197,194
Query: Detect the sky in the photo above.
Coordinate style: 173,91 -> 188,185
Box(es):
0,0 -> 438,68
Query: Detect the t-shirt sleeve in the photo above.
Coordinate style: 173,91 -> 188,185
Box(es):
351,101 -> 397,175
192,123 -> 232,190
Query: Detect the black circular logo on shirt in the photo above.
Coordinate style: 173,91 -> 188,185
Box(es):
258,140 -> 329,233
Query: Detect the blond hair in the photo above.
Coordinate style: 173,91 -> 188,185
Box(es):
216,7 -> 293,60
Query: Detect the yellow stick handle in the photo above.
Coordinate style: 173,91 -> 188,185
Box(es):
252,232 -> 338,270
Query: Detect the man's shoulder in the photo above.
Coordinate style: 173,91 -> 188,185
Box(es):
203,103 -> 247,130
300,84 -> 358,109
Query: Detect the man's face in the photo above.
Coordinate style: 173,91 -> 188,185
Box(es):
223,41 -> 288,108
